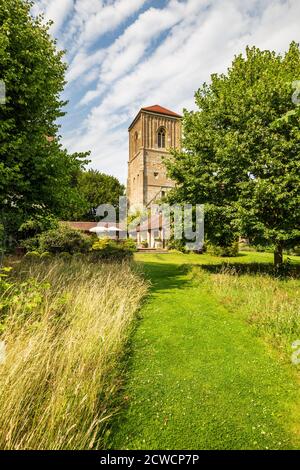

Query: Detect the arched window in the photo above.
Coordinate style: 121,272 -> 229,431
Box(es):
134,131 -> 138,154
157,127 -> 166,148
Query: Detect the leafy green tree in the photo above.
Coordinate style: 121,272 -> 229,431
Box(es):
166,43 -> 300,265
70,170 -> 125,221
0,0 -> 89,245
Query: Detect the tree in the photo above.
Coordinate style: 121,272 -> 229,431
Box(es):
69,170 -> 125,221
0,0 -> 89,246
166,43 -> 300,265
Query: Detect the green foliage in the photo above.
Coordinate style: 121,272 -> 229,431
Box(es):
122,238 -> 137,253
91,238 -> 135,260
0,224 -> 4,244
0,0 -> 89,243
19,214 -> 59,252
0,266 -> 50,320
166,43 -> 300,264
20,237 -> 40,252
24,251 -> 41,261
38,225 -> 91,254
207,241 -> 239,257
167,238 -> 188,253
40,251 -> 52,260
0,266 -> 13,293
19,214 -> 58,239
69,170 -> 125,221
0,223 -> 4,261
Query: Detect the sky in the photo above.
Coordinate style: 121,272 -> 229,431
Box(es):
31,0 -> 300,184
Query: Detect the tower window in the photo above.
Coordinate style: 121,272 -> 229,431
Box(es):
134,131 -> 138,154
157,127 -> 166,148
154,172 -> 159,179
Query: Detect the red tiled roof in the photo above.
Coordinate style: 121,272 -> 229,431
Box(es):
62,221 -> 124,232
62,222 -> 97,232
64,217 -> 166,234
141,105 -> 182,118
129,104 -> 182,129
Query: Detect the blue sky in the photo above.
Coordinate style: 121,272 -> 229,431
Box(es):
32,0 -> 300,183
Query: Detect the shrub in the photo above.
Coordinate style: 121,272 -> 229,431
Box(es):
208,241 -> 239,257
254,244 -> 275,253
167,239 -> 188,253
38,225 -> 91,254
141,240 -> 148,248
40,252 -> 52,260
122,238 -> 137,253
91,238 -> 134,261
20,236 -> 40,253
19,215 -> 58,239
290,246 -> 300,256
24,251 -> 41,260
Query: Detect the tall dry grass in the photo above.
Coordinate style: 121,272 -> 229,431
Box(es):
0,258 -> 148,450
210,265 -> 300,354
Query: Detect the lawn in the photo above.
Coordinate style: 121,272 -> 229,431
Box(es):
109,251 -> 300,450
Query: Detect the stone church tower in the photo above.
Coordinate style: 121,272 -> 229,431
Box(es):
127,105 -> 182,211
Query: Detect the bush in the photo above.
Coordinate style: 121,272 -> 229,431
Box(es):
20,236 -> 40,253
289,246 -> 300,256
40,252 -> 52,260
167,239 -> 188,253
254,244 -> 274,253
208,241 -> 239,257
122,238 -> 137,253
91,238 -> 134,261
38,225 -> 91,255
24,251 -> 41,260
19,215 -> 58,239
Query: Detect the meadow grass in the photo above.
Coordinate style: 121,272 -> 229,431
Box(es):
110,252 -> 300,449
137,251 -> 300,358
208,265 -> 300,357
0,258 -> 148,450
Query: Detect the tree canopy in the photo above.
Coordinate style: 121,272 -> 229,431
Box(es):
166,42 -> 300,265
69,170 -> 125,221
0,0 -> 89,245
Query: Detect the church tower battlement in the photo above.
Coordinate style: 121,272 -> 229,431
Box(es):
127,105 -> 182,211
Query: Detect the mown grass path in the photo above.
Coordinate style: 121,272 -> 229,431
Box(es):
110,253 -> 299,450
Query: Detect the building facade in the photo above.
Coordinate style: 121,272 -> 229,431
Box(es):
127,105 -> 182,211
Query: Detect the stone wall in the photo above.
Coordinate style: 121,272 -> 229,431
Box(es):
127,109 -> 181,211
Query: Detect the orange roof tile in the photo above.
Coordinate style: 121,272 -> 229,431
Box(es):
129,104 -> 182,129
141,105 -> 182,118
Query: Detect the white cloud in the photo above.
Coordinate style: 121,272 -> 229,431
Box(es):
32,0 -> 74,36
35,0 -> 300,183
77,0 -> 205,105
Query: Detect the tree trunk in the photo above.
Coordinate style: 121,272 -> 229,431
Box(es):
274,244 -> 283,267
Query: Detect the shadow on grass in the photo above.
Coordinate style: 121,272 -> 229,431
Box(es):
199,261 -> 300,278
136,261 -> 192,293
